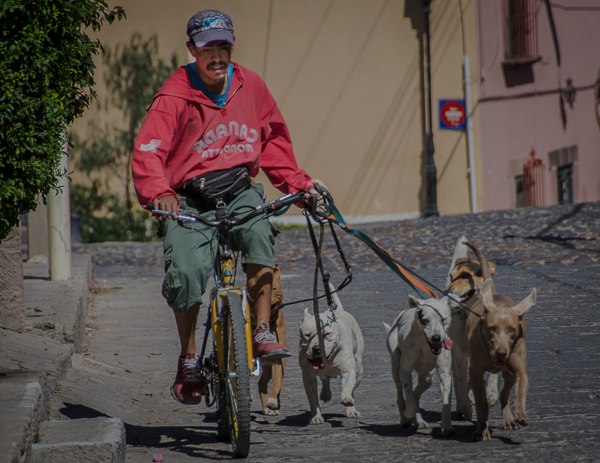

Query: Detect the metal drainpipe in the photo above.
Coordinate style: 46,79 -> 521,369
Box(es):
464,55 -> 478,213
47,136 -> 71,281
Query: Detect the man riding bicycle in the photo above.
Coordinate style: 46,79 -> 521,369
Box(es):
131,9 -> 319,406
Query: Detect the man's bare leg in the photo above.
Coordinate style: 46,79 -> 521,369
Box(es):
175,305 -> 199,356
246,264 -> 273,325
171,305 -> 204,404
246,264 -> 290,358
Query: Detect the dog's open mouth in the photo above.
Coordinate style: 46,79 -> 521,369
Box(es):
494,358 -> 506,367
428,338 -> 453,356
430,343 -> 443,355
310,354 -> 333,370
461,289 -> 476,302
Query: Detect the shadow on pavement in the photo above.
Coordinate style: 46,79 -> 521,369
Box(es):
269,411 -> 311,427
57,402 -> 233,460
504,203 -> 600,255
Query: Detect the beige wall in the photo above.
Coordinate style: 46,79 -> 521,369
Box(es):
72,0 -> 479,219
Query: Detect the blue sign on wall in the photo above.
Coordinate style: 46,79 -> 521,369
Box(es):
439,99 -> 466,130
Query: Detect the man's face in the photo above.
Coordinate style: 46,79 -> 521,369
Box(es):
187,40 -> 233,93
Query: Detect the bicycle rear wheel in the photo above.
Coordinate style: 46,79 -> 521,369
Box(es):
221,292 -> 251,457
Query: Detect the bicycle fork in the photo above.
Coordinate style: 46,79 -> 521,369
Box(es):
200,289 -> 255,381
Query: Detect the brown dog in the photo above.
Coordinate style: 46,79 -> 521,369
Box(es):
464,241 -> 536,441
250,265 -> 286,415
446,236 -> 498,420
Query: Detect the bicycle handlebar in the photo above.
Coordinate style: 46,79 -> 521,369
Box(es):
145,190 -> 308,227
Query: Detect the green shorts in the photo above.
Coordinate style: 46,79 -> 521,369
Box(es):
161,183 -> 277,315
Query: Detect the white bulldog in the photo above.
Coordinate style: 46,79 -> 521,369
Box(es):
384,294 -> 456,436
298,285 -> 364,425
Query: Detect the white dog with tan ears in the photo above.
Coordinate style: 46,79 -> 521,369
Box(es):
298,285 -> 364,425
384,294 -> 456,436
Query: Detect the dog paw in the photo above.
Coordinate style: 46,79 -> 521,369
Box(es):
345,406 -> 360,418
414,413 -> 429,429
263,407 -> 279,416
309,413 -> 325,425
400,416 -> 411,428
503,419 -> 521,430
441,426 -> 455,437
472,429 -> 491,441
267,398 -> 280,410
514,411 -> 528,425
340,395 -> 354,407
503,409 -> 520,430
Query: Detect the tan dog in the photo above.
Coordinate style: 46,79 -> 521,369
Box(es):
446,236 -> 498,420
446,236 -> 497,305
250,265 -> 286,415
464,241 -> 536,441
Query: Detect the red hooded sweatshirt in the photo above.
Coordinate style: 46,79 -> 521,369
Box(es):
131,63 -> 313,206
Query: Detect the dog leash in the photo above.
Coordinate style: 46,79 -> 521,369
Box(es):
304,211 -> 335,377
278,208 -> 352,311
309,186 -> 484,319
311,186 -> 438,299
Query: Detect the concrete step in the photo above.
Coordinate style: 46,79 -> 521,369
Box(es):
0,372 -> 45,463
31,417 -> 126,463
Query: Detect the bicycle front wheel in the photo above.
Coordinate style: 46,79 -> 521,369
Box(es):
221,292 -> 251,457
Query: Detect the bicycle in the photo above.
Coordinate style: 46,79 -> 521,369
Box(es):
147,190 -> 314,457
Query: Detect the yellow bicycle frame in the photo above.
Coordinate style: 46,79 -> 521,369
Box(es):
211,255 -> 254,376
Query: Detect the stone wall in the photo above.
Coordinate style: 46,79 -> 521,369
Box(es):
0,226 -> 25,331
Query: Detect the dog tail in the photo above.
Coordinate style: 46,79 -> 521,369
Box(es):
446,235 -> 469,288
383,322 -> 391,334
463,241 -> 495,290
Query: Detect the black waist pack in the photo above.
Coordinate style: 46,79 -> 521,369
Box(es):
179,166 -> 251,209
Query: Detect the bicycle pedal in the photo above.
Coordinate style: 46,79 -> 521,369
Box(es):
251,358 -> 261,377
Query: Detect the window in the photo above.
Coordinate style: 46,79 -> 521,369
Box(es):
549,145 -> 578,205
557,165 -> 573,205
515,175 -> 524,208
503,0 -> 540,62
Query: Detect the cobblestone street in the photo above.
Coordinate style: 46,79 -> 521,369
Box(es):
57,201 -> 600,462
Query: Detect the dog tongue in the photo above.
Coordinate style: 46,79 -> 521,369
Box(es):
442,337 -> 453,350
312,358 -> 324,370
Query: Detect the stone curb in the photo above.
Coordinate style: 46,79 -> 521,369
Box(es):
31,417 -> 126,463
0,254 -> 93,463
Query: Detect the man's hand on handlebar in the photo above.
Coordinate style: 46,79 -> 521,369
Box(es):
303,185 -> 320,208
148,184 -> 332,222
154,195 -> 179,218
303,182 -> 333,220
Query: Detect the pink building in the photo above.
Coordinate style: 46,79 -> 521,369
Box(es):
475,0 -> 600,210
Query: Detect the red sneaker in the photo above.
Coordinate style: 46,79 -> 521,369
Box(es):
170,353 -> 206,405
252,321 -> 291,360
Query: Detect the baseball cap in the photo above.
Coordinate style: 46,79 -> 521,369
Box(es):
186,10 -> 234,48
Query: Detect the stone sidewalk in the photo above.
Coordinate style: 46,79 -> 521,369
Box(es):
0,254 -> 93,463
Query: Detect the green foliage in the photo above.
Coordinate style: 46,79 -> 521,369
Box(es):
70,182 -> 157,243
272,223 -> 308,231
0,0 -> 125,240
70,182 -> 115,217
71,33 -> 178,224
79,210 -> 154,243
